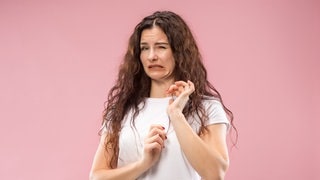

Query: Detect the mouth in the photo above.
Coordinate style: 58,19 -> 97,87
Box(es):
148,65 -> 164,69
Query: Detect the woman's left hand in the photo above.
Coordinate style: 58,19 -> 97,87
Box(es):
166,80 -> 195,114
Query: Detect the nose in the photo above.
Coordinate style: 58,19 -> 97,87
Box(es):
147,49 -> 158,61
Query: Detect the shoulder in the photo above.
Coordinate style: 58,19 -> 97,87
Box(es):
200,95 -> 223,108
199,95 -> 230,126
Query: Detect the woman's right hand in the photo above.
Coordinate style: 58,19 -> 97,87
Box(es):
141,125 -> 167,169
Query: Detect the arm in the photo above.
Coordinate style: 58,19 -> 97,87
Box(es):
89,126 -> 167,180
169,112 -> 229,180
89,133 -> 147,180
167,81 -> 229,180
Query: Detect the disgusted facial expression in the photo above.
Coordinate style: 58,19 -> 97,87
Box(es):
140,26 -> 175,84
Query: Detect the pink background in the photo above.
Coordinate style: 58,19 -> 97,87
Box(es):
1,0 -> 319,179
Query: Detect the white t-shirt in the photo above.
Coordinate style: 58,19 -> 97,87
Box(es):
116,96 -> 229,180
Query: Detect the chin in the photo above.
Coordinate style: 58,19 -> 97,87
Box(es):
147,72 -> 173,81
147,73 -> 165,79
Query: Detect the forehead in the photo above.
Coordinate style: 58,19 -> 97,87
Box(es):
140,26 -> 168,43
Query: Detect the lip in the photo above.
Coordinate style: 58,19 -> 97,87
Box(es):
148,64 -> 164,68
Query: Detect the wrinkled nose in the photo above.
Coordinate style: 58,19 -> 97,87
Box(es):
147,49 -> 158,61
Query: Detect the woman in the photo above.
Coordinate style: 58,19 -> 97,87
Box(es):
90,11 -> 236,180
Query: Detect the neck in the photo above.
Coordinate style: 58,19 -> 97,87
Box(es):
149,79 -> 174,98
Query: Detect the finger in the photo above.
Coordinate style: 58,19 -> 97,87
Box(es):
175,80 -> 194,95
174,81 -> 188,87
187,80 -> 195,92
175,81 -> 190,92
147,129 -> 166,140
167,81 -> 194,99
178,85 -> 184,93
175,84 -> 190,97
145,134 -> 165,148
145,134 -> 160,143
145,142 -> 163,153
167,84 -> 178,94
149,124 -> 165,131
174,90 -> 180,97
174,80 -> 187,85
148,125 -> 167,140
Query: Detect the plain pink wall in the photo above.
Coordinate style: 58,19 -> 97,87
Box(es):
0,0 -> 319,179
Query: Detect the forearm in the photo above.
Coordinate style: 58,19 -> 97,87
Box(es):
90,160 -> 147,180
169,111 -> 228,179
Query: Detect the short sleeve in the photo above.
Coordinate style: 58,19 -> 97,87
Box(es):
203,98 -> 230,129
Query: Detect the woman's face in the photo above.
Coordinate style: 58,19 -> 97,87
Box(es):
140,26 -> 175,84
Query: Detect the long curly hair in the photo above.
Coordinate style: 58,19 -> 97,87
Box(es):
101,11 -> 237,168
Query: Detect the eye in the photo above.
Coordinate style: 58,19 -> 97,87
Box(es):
140,46 -> 149,51
157,45 -> 167,49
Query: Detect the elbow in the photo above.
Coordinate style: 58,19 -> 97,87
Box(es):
221,157 -> 230,174
89,170 -> 99,180
89,171 -> 95,180
202,170 -> 227,180
89,169 -> 110,180
215,158 -> 229,180
202,158 -> 230,180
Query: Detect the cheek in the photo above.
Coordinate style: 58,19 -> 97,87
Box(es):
140,59 -> 149,73
141,53 -> 151,66
140,55 -> 147,66
170,57 -> 175,70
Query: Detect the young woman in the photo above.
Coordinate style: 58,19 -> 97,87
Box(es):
90,11 -> 236,180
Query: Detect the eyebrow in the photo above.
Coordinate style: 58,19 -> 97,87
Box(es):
140,42 -> 170,46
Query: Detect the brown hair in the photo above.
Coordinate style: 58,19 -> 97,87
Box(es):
101,11 -> 237,168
